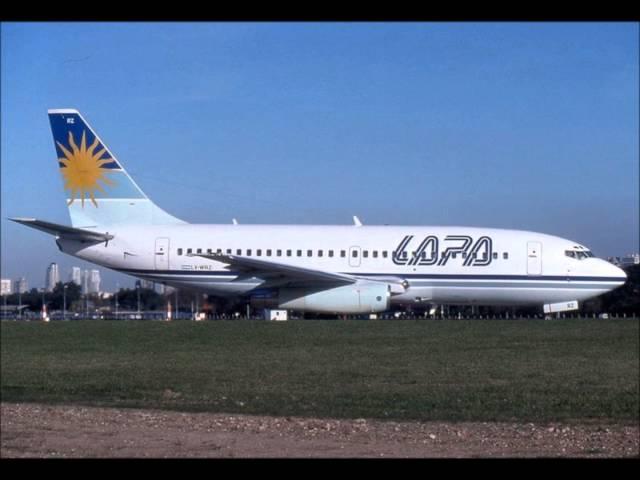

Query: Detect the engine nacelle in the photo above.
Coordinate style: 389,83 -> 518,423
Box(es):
276,282 -> 391,314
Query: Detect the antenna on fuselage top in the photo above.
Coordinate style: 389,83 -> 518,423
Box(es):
353,215 -> 363,227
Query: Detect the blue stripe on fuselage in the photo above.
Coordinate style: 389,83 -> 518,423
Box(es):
115,268 -> 625,283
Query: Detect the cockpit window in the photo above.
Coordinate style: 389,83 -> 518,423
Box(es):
566,249 -> 594,260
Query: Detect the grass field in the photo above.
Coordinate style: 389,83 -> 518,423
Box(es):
1,319 -> 638,423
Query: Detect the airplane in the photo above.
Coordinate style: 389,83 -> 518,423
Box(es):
10,109 -> 627,315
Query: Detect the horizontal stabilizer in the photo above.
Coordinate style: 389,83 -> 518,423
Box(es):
9,217 -> 114,242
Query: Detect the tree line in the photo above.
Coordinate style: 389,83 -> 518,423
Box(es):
2,265 -> 639,316
1,282 -> 187,312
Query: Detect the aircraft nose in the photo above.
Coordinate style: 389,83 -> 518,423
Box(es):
614,265 -> 627,282
599,260 -> 627,285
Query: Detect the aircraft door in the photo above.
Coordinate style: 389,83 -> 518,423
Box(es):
349,246 -> 361,267
155,237 -> 170,270
527,241 -> 542,275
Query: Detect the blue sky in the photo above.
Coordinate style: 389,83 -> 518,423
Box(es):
1,22 -> 638,291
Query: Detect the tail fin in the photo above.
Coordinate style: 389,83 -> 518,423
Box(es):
48,109 -> 185,228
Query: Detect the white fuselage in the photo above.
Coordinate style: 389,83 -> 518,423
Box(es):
58,224 -> 627,308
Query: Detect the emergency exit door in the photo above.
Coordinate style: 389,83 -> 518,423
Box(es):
155,237 -> 170,270
527,241 -> 542,275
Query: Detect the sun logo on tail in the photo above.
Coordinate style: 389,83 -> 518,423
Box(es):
57,130 -> 116,207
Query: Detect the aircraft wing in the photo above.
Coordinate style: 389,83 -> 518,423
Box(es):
9,217 -> 114,243
192,253 -> 357,288
193,253 -> 409,293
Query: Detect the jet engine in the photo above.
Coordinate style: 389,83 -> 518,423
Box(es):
251,282 -> 391,314
279,282 -> 390,313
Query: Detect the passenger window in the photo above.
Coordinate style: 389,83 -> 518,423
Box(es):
276,249 -> 281,257
267,249 -> 272,256
236,249 -> 242,255
178,248 -> 183,256
318,250 -> 323,257
307,250 -> 312,257
287,250 -> 292,257
329,250 -> 334,257
247,249 -> 252,256
503,252 -> 508,259
257,249 -> 262,256
216,249 -> 222,254
226,249 -> 232,254
352,250 -> 358,258
382,251 -> 388,258
363,250 -> 368,258
492,252 -> 498,259
187,248 -> 192,254
207,248 -> 212,254
297,250 -> 302,257
197,248 -> 202,254
341,250 -> 346,258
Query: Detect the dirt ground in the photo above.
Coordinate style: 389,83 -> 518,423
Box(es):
1,403 -> 638,458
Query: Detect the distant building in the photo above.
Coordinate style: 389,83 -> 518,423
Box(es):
14,277 -> 28,294
89,270 -> 101,294
136,280 -> 166,294
137,280 -> 166,294
1,279 -> 12,295
81,269 -> 90,294
81,269 -> 101,294
70,266 -> 82,286
621,253 -> 640,267
607,253 -> 640,268
45,263 -> 59,292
